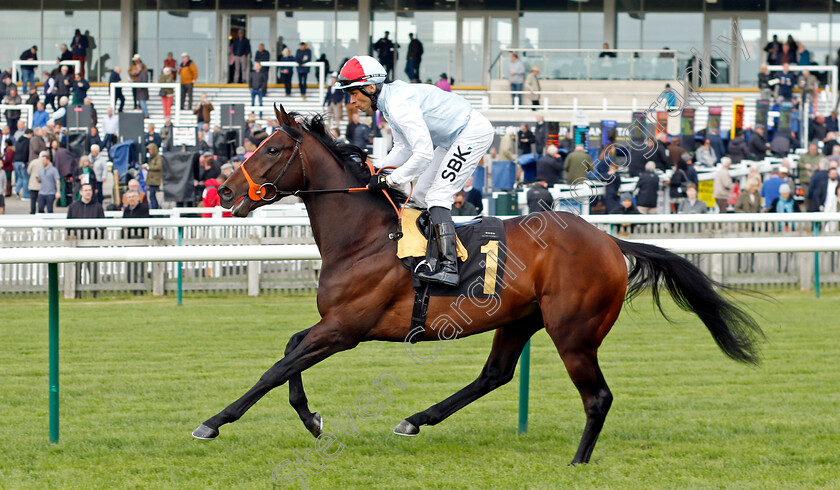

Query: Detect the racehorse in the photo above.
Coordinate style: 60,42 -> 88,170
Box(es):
193,105 -> 763,465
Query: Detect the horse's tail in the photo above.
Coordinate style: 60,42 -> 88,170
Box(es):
611,236 -> 764,364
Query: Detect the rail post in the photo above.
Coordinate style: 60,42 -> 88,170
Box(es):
518,340 -> 530,435
814,223 -> 820,298
177,226 -> 183,306
48,262 -> 59,443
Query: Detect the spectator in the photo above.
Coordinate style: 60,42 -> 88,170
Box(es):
452,190 -> 478,216
345,111 -> 359,142
764,35 -> 781,65
43,70 -> 57,110
201,178 -> 224,217
523,65 -> 541,110
29,127 -> 47,164
32,102 -> 49,129
611,193 -> 640,215
129,54 -> 145,110
2,139 -> 12,197
162,52 -> 177,79
598,43 -> 617,58
179,52 -> 198,111
193,93 -> 213,132
435,73 -> 451,92
122,189 -> 150,219
51,139 -> 77,205
508,53 -> 525,105
749,125 -> 768,160
70,29 -> 88,77
535,145 -> 563,186
0,168 -> 4,213
67,183 -> 104,221
279,47 -> 295,96
121,178 -> 148,207
3,87 -> 22,131
135,61 -> 149,117
13,129 -> 32,198
102,107 -> 119,150
55,65 -> 72,101
57,43 -> 73,65
799,69 -> 819,114
36,150 -> 60,213
351,115 -> 372,149
564,145 -> 591,184
735,180 -> 762,213
667,159 -> 690,209
635,161 -> 659,214
526,176 -> 553,214
89,127 -> 103,150
706,128 -> 726,163
758,64 -> 774,101
770,130 -> 793,157
798,141 -> 821,209
778,63 -> 795,101
727,129 -> 749,163
295,42 -> 312,100
677,183 -> 707,214
813,165 -> 838,212
158,67 -> 175,118
827,112 -> 839,133
323,73 -> 344,129
713,157 -> 734,212
810,115 -> 827,142
761,168 -> 785,210
254,44 -> 270,75
667,137 -> 685,166
779,43 -> 796,65
517,123 -> 534,155
231,29 -> 251,84
405,33 -> 424,82
533,115 -> 547,156
27,150 -> 47,213
768,184 -> 799,214
74,154 -> 92,196
90,144 -> 109,204
13,120 -> 25,141
109,65 -> 124,112
695,138 -> 717,166
19,45 -> 38,94
824,132 -> 838,156
373,31 -> 397,79
249,62 -> 268,115
463,176 -> 483,213
144,123 -> 161,148
659,83 -> 678,111
69,72 -> 89,105
25,86 -> 39,108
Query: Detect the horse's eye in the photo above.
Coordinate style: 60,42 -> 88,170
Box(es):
267,147 -> 279,155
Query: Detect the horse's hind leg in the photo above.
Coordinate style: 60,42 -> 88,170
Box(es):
284,328 -> 323,438
395,314 -> 541,436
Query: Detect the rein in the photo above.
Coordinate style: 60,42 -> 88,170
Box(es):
238,125 -> 412,223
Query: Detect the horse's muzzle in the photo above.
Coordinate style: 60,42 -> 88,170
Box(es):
218,184 -> 234,208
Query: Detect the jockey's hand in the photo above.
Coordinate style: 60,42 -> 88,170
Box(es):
368,174 -> 391,190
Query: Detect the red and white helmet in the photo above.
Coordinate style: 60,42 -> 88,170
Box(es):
336,56 -> 387,91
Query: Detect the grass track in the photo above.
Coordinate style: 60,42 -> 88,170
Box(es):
1,291 -> 838,489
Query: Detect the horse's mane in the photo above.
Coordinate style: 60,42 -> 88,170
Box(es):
289,113 -> 409,205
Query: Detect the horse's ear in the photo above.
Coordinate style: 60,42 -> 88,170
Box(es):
274,104 -> 296,127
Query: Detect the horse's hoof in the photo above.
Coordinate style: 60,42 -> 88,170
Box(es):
307,412 -> 323,438
192,424 -> 219,440
393,419 -> 420,437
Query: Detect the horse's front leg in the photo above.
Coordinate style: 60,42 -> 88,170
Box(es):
283,328 -> 324,438
192,320 -> 359,440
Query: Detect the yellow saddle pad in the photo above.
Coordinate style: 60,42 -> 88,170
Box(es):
396,208 -> 468,261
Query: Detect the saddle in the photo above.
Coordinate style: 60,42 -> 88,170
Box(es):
395,208 -> 508,342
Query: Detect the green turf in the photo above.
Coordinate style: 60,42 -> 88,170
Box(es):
1,290 -> 838,489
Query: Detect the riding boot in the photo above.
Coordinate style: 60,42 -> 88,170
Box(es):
417,214 -> 459,287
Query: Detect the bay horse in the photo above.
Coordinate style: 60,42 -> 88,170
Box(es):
193,106 -> 763,465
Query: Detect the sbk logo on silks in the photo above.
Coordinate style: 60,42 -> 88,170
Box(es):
440,146 -> 472,182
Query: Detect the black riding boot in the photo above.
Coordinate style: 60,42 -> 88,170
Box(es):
417,208 -> 459,287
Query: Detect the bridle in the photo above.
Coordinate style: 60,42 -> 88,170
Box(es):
236,124 -> 412,223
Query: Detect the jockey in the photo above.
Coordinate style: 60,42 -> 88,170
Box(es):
336,55 -> 493,287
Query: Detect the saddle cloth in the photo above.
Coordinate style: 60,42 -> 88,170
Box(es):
396,207 -> 508,298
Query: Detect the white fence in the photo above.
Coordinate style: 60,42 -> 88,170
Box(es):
11,60 -> 81,85
3,213 -> 840,297
109,82 -> 181,123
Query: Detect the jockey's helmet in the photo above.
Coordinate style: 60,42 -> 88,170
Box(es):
336,56 -> 387,109
336,56 -> 387,90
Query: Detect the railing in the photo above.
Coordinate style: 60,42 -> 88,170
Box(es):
108,82 -> 181,124
0,104 -> 34,128
11,60 -> 81,85
494,48 -> 680,82
3,213 -> 840,297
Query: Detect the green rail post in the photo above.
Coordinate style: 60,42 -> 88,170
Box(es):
48,262 -> 59,443
177,226 -> 183,306
814,223 -> 820,299
518,340 -> 530,434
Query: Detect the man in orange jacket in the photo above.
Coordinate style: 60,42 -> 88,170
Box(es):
178,52 -> 199,111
